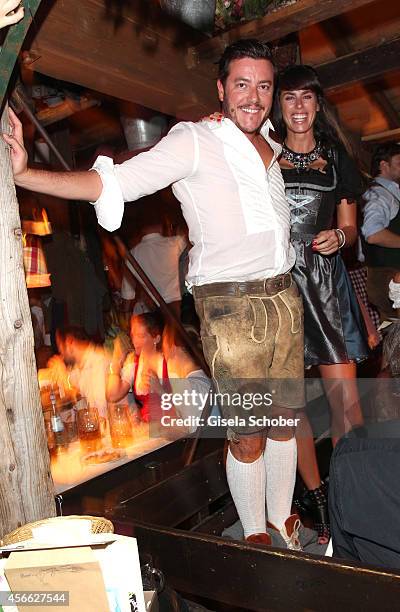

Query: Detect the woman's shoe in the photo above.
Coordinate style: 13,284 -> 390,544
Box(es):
306,484 -> 330,544
294,482 -> 330,544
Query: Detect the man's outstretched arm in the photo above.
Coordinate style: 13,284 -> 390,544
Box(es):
3,108 -> 103,202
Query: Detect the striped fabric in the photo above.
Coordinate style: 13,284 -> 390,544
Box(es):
348,266 -> 381,341
23,235 -> 51,288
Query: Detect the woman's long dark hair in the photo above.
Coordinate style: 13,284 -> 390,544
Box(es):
273,64 -> 354,158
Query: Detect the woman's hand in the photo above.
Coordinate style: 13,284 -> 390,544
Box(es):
368,332 -> 381,350
201,112 -> 224,123
0,0 -> 24,29
145,368 -> 164,395
312,229 -> 340,255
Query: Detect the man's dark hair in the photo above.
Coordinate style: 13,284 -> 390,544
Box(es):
218,38 -> 274,86
57,326 -> 90,344
371,142 -> 400,177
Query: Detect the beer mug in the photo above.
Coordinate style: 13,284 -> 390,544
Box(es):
76,401 -> 102,454
108,403 -> 134,449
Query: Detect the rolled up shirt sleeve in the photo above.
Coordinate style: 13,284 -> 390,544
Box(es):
361,187 -> 393,240
90,123 -> 196,232
90,156 -> 124,232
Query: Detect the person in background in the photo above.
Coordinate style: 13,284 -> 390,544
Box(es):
361,143 -> 400,322
160,324 -> 219,433
389,270 -> 400,319
177,224 -> 200,333
29,291 -> 46,350
120,222 -> 186,318
162,324 -> 206,383
51,327 -> 109,419
274,64 -> 369,543
106,311 -> 167,422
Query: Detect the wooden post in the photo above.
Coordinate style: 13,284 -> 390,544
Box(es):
0,105 -> 55,539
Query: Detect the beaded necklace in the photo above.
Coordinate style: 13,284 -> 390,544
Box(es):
281,141 -> 323,170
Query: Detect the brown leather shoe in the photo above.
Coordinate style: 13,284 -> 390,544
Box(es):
267,514 -> 302,551
245,532 -> 272,546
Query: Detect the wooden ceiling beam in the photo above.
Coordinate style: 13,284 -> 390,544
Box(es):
320,17 -> 400,129
191,0 -> 379,67
316,37 -> 400,92
362,127 -> 400,143
25,0 -> 216,119
23,0 -> 397,124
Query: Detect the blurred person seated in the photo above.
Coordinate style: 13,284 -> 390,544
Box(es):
106,312 -> 167,422
162,323 -> 209,386
161,324 -> 219,434
121,222 -> 186,318
50,327 -> 109,419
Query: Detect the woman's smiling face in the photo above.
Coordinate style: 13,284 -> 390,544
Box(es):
280,89 -> 320,137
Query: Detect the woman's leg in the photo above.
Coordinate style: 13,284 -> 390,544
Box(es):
295,410 -> 329,544
319,362 -> 363,447
296,410 -> 321,490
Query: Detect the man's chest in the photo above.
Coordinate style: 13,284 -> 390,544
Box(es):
252,136 -> 274,169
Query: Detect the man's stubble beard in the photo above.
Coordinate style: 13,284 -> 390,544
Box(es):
222,98 -> 267,136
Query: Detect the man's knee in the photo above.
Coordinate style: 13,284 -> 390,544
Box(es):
229,433 -> 266,462
268,405 -> 298,440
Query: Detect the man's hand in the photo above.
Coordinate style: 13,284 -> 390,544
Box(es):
46,355 -> 69,388
2,107 -> 28,182
0,0 -> 24,29
2,107 -> 103,201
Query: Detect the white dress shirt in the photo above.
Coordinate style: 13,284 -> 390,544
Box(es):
92,118 -> 295,286
121,232 -> 186,303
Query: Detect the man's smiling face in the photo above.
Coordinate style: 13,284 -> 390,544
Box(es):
217,57 -> 274,139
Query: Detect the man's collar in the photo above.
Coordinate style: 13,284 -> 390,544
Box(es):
375,176 -> 400,196
260,119 -> 282,157
210,116 -> 282,158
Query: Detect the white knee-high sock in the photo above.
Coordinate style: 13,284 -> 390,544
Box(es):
264,437 -> 297,529
226,448 -> 266,538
